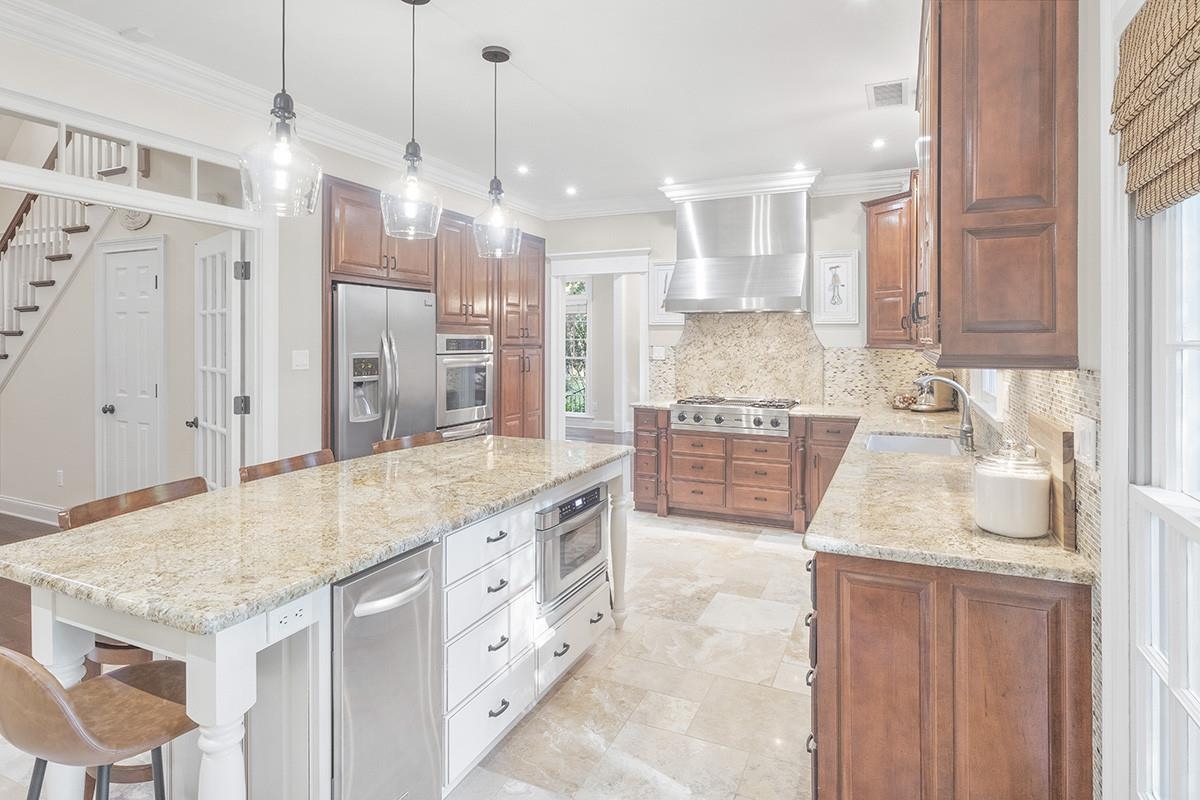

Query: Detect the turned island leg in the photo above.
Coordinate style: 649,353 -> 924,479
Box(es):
187,623 -> 259,800
608,457 -> 632,630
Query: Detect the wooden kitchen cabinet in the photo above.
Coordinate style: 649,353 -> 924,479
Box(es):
810,552 -> 1092,800
500,234 -> 545,346
436,212 -> 495,330
914,0 -> 1078,368
497,346 -> 542,439
863,190 -> 917,348
804,418 -> 857,528
323,175 -> 434,290
634,409 -> 669,515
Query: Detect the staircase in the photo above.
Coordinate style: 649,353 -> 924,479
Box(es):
0,133 -> 125,381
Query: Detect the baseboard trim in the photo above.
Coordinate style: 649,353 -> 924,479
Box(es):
565,418 -> 615,431
0,495 -> 61,526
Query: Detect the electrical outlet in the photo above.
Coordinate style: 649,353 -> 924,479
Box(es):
266,594 -> 315,644
1073,414 -> 1097,469
56,469 -> 64,487
291,349 -> 310,370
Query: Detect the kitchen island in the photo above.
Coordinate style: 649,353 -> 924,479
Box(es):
0,436 -> 633,800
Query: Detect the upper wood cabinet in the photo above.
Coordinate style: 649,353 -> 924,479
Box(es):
500,234 -> 545,346
436,213 -> 494,330
916,0 -> 1078,368
864,191 -> 917,349
323,175 -> 434,290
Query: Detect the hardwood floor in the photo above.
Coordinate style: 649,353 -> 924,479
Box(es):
0,514 -> 56,656
564,427 -> 634,445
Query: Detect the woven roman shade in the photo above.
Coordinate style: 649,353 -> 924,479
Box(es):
1112,0 -> 1200,217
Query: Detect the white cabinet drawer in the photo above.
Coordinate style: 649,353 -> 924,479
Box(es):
445,544 -> 535,639
445,650 -> 535,785
444,504 -> 535,585
446,588 -> 534,711
536,581 -> 612,696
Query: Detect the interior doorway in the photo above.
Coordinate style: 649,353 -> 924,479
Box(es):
194,231 -> 243,489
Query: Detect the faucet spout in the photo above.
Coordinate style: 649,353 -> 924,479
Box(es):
914,374 -> 975,452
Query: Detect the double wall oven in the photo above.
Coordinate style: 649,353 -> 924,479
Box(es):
535,483 -> 610,621
436,334 -> 494,439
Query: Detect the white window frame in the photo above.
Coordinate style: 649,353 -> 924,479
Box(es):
564,278 -> 592,419
968,368 -> 1008,423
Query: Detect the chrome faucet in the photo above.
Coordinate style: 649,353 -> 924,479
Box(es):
914,374 -> 975,452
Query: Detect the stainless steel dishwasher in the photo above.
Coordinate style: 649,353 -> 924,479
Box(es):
333,542 -> 443,800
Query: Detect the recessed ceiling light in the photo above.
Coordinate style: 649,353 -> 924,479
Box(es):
871,138 -> 887,150
793,162 -> 806,171
565,186 -> 578,196
516,164 -> 529,175
663,177 -> 675,185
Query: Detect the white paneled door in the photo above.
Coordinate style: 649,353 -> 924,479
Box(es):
99,241 -> 164,497
194,231 -> 242,489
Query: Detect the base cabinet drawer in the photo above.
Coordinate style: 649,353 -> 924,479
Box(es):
670,479 -> 726,510
634,476 -> 657,506
729,485 -> 792,516
445,651 -> 535,785
535,582 -> 613,695
730,460 -> 791,489
445,588 -> 534,711
445,544 -> 535,638
671,455 -> 726,483
444,504 -> 534,585
671,433 -> 726,457
731,438 -> 792,462
809,418 -> 857,445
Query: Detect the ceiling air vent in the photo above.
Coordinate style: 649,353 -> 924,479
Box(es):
866,79 -> 911,109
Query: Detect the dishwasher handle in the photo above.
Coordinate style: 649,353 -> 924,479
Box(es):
352,570 -> 432,618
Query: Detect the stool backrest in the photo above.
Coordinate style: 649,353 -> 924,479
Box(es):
58,477 -> 209,530
372,431 -> 444,454
239,449 -> 334,483
0,647 -> 89,765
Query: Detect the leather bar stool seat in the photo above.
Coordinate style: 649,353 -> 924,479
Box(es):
0,647 -> 196,800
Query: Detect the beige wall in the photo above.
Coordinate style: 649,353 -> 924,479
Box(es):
588,275 -> 615,425
0,211 -> 225,508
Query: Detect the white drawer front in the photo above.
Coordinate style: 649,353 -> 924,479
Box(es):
445,650 -> 535,785
444,504 -> 535,585
536,582 -> 612,696
446,588 -> 534,711
445,544 -> 535,639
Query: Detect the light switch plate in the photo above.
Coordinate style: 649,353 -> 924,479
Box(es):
650,346 -> 666,361
1073,414 -> 1097,469
291,349 -> 310,370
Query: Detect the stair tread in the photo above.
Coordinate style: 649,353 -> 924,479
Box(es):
61,225 -> 90,234
13,305 -> 38,313
29,280 -> 55,288
96,166 -> 128,178
45,253 -> 72,262
0,354 -> 8,360
0,331 -> 24,337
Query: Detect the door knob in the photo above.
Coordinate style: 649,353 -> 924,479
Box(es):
100,404 -> 115,415
185,417 -> 199,429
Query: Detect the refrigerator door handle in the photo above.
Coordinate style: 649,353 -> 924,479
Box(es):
380,331 -> 394,442
387,330 -> 402,439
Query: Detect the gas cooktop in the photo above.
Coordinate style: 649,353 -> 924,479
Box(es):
669,396 -> 798,436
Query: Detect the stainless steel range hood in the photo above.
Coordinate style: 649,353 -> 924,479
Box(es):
665,190 -> 810,314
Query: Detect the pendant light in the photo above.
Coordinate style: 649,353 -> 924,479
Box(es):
239,0 -> 323,217
380,0 -> 442,240
473,46 -> 521,259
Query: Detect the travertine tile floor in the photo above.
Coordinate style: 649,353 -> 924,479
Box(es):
0,510 -> 813,800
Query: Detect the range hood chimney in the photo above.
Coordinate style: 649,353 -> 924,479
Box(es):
661,171 -> 818,314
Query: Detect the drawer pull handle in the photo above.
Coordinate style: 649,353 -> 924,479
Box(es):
691,489 -> 704,495
804,611 -> 815,627
553,643 -> 572,658
486,578 -> 509,594
806,559 -> 814,574
754,470 -> 768,476
826,429 -> 842,435
755,496 -> 768,502
805,668 -> 816,687
486,531 -> 509,544
589,612 -> 604,624
691,464 -> 704,471
805,733 -> 816,754
488,699 -> 511,718
690,442 -> 705,448
487,635 -> 510,653
754,447 -> 768,453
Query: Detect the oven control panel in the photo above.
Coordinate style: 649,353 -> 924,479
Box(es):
536,483 -> 608,530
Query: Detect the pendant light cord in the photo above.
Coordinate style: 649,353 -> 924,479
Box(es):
281,0 -> 287,93
411,1 -> 417,142
492,62 -> 498,180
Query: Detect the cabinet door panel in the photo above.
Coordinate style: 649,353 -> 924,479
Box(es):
865,193 -> 915,348
499,260 -> 524,345
805,442 -> 846,525
522,348 -> 543,439
465,247 -> 495,327
498,347 -> 525,437
436,216 -> 468,326
388,235 -> 435,289
521,236 -> 545,346
327,179 -> 386,279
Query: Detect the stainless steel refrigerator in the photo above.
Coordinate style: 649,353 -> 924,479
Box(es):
333,284 -> 436,460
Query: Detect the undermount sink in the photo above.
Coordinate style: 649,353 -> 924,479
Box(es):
866,433 -> 964,456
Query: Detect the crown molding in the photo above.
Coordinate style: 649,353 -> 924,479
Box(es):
659,170 -> 822,203
0,0 -> 550,219
539,196 -> 675,221
809,168 -> 913,198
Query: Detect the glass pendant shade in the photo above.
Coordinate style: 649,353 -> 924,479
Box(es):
240,109 -> 323,217
474,179 -> 521,258
381,142 -> 442,240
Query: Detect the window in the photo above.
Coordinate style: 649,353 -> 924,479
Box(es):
1129,194 -> 1200,799
564,279 -> 591,416
969,368 -> 1008,422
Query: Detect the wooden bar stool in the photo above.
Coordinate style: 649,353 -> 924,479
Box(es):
372,430 -> 443,453
239,448 -> 334,483
57,476 -> 208,795
0,646 -> 196,800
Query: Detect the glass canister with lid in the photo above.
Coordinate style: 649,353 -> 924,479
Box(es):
974,439 -> 1052,538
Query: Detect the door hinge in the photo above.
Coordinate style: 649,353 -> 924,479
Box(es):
233,395 -> 251,415
154,275 -> 159,290
234,260 -> 251,280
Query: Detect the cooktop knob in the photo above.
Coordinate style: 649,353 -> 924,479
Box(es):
714,414 -> 725,424
677,412 -> 687,422
753,416 -> 763,426
770,417 -> 781,428
693,413 -> 703,423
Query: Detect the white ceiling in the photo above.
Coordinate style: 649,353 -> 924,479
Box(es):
38,0 -> 921,218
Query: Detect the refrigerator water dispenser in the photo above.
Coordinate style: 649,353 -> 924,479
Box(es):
349,354 -> 381,422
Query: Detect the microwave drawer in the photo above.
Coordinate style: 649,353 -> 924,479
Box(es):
445,588 -> 534,711
444,503 -> 535,585
445,544 -> 535,639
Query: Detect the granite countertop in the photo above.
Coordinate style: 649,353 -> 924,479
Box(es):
631,401 -> 1093,585
0,437 -> 632,635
